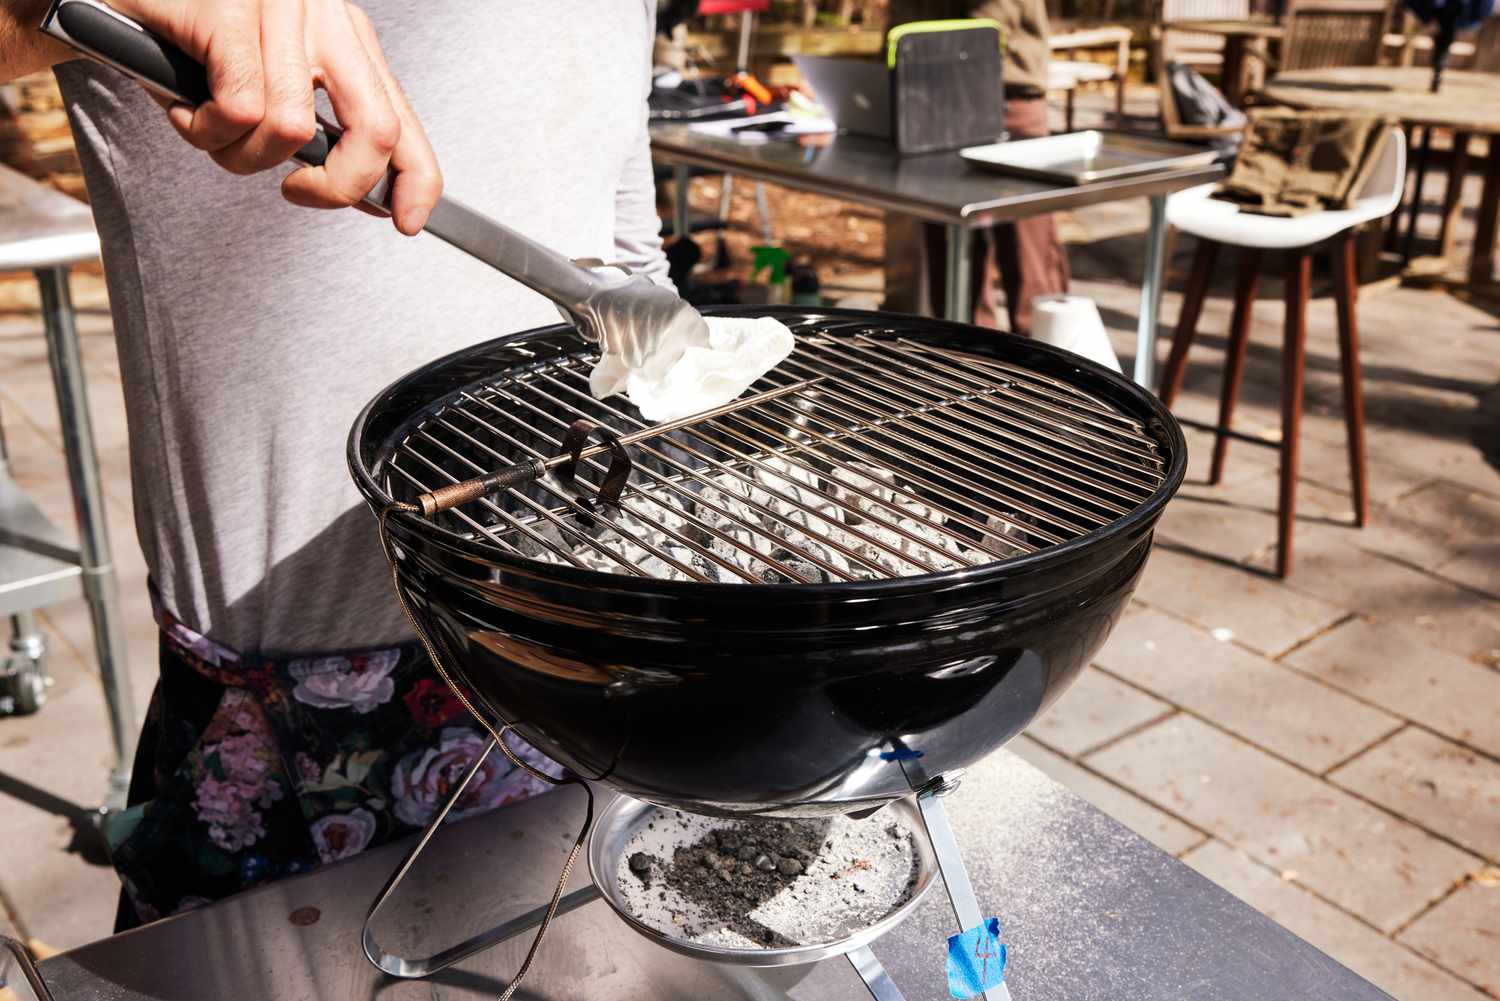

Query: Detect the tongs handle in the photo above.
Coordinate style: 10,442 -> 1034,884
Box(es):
40,0 -> 604,312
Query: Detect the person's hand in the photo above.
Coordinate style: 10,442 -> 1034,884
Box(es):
109,0 -> 442,234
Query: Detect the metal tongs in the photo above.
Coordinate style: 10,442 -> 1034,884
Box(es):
39,0 -> 711,389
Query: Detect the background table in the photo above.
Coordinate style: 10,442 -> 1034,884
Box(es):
651,127 -> 1226,388
23,750 -> 1391,1001
0,165 -> 135,806
1264,67 -> 1500,286
1169,19 -> 1284,106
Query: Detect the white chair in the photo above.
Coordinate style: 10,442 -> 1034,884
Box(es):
1156,127 -> 1406,577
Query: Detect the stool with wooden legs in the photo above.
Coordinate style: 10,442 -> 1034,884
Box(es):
1156,129 -> 1406,576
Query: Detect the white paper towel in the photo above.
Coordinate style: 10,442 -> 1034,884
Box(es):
623,315 -> 795,422
1029,295 -> 1122,373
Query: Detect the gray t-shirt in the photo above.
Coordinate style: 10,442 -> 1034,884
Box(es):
56,1 -> 666,655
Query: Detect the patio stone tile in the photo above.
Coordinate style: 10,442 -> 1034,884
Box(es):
1295,433 -> 1433,508
1284,618 -> 1500,758
1249,524 -> 1500,659
1364,425 -> 1500,502
1398,881 -> 1500,998
1024,665 -> 1171,757
1177,425 -> 1277,489
1436,543 -> 1500,601
1157,476 -> 1281,563
1330,727 -> 1500,861
1405,600 -> 1500,672
1086,715 -> 1480,932
0,636 -> 128,950
1379,482 -> 1500,556
1094,608 -> 1401,773
1134,545 -> 1347,658
1261,477 -> 1495,572
1184,840 -> 1492,1001
1163,468 -> 1364,566
1009,735 -> 1205,856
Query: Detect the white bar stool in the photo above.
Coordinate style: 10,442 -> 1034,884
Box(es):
1155,129 -> 1406,576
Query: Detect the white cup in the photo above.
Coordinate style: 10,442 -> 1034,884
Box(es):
1029,295 -> 1122,374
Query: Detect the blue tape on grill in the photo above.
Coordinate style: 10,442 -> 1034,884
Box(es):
946,917 -> 1006,999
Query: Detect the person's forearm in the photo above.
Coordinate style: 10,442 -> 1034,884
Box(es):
0,0 -> 71,83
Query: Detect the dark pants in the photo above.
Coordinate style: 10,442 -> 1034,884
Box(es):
882,96 -> 1070,336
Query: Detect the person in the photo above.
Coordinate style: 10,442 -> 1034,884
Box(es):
0,0 -> 669,926
883,0 -> 1070,334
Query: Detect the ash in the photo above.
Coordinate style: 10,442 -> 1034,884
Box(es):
509,458 -> 1024,583
618,809 -> 922,950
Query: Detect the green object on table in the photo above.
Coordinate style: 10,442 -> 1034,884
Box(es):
751,245 -> 791,284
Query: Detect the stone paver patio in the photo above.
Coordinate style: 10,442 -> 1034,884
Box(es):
1,92 -> 1497,999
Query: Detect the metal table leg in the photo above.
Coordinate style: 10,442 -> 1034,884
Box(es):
754,182 -> 774,244
36,266 -> 136,811
673,163 -> 692,241
944,225 -> 973,324
1134,194 -> 1168,389
3,612 -> 48,715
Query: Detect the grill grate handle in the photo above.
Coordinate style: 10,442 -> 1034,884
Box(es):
413,378 -> 820,516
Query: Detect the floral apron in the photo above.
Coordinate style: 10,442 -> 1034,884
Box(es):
107,604 -> 553,928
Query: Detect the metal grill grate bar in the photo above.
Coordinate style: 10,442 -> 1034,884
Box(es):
380,323 -> 1171,584
468,383 -> 976,576
768,352 -> 1146,515
534,369 -> 1030,561
839,337 -> 1165,480
746,371 -> 1110,534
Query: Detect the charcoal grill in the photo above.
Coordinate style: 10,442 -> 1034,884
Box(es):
349,306 -> 1185,1000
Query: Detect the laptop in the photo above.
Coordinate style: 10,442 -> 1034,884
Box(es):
792,54 -> 892,140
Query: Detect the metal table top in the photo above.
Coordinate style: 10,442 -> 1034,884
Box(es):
35,750 -> 1390,1001
0,165 -> 99,273
649,127 -> 1226,228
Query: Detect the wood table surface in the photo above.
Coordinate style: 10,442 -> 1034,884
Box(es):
1265,66 -> 1500,286
1170,17 -> 1284,37
1264,66 -> 1500,134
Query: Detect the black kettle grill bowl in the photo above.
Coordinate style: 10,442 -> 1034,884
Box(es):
349,307 -> 1186,817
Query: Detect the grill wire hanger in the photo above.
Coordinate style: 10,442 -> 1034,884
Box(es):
387,328 -> 1168,584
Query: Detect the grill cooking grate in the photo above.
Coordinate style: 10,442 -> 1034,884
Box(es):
382,320 -> 1167,584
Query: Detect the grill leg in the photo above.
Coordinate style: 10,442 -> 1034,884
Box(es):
1133,194 -> 1168,388
1331,232 -> 1369,527
917,778 -> 1012,1001
1277,250 -> 1311,578
848,945 -> 909,1000
37,266 -> 136,810
361,737 -> 601,979
1157,237 -> 1217,405
1210,248 -> 1262,485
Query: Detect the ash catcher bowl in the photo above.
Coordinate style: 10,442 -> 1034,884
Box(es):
349,306 -> 1186,999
